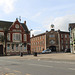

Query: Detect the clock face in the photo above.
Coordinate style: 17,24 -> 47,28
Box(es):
15,24 -> 19,28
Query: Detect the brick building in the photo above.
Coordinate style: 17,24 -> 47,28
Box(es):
31,29 -> 70,53
69,23 -> 75,53
0,19 -> 30,55
31,33 -> 46,53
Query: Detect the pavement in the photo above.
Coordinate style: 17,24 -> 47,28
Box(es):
4,53 -> 75,61
0,53 -> 75,75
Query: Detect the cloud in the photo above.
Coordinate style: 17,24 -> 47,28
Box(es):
30,14 -> 75,36
31,8 -> 48,20
43,15 -> 75,31
31,30 -> 43,36
31,12 -> 42,19
0,0 -> 17,14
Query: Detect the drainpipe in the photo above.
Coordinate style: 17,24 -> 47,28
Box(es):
58,32 -> 60,52
45,34 -> 46,50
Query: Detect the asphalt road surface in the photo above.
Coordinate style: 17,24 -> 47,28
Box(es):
0,56 -> 75,75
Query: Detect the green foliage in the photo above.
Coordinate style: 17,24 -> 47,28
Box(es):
70,42 -> 73,45
74,38 -> 75,41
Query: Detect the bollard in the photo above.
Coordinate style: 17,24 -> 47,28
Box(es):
33,52 -> 37,56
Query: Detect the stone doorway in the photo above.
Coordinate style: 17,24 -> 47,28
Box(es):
0,45 -> 3,56
49,46 -> 56,52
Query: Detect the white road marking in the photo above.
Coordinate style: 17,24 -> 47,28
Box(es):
0,60 -> 20,64
68,68 -> 75,71
38,59 -> 40,61
43,60 -> 75,64
29,64 -> 53,68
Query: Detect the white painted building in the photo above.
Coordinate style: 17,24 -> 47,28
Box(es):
69,23 -> 75,53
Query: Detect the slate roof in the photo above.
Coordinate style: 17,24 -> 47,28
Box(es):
21,23 -> 29,33
0,20 -> 29,33
0,21 -> 12,30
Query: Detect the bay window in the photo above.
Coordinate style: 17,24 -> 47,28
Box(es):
13,33 -> 22,41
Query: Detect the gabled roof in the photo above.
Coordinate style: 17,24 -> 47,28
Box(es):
0,20 -> 29,33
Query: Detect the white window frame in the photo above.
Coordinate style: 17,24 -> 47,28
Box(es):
16,44 -> 18,50
62,46 -> 63,50
40,47 -> 41,51
49,34 -> 55,37
61,40 -> 63,44
13,33 -> 22,41
40,36 -> 41,39
65,35 -> 67,38
24,44 -> 27,50
7,44 -> 10,50
61,34 -> 63,38
0,32 -> 4,36
66,45 -> 68,49
24,34 -> 27,41
7,33 -> 10,41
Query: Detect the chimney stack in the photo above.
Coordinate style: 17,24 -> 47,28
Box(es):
58,29 -> 60,32
46,30 -> 48,33
32,34 -> 34,37
16,18 -> 18,21
24,21 -> 26,24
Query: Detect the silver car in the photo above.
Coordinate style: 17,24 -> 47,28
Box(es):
42,49 -> 51,54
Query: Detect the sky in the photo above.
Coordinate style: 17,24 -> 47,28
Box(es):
0,0 -> 75,36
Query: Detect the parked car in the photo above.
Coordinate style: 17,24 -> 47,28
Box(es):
65,49 -> 70,53
42,49 -> 51,54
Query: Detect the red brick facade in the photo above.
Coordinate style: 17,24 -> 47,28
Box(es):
0,19 -> 30,55
31,29 -> 70,53
59,31 -> 70,52
31,33 -> 46,53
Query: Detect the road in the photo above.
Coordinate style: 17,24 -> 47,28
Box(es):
0,56 -> 75,75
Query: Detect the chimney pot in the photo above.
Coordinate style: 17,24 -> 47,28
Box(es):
16,18 -> 18,21
24,21 -> 26,24
46,30 -> 48,32
32,34 -> 34,37
58,29 -> 60,32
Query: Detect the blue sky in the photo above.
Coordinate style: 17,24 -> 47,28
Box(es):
0,0 -> 75,35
